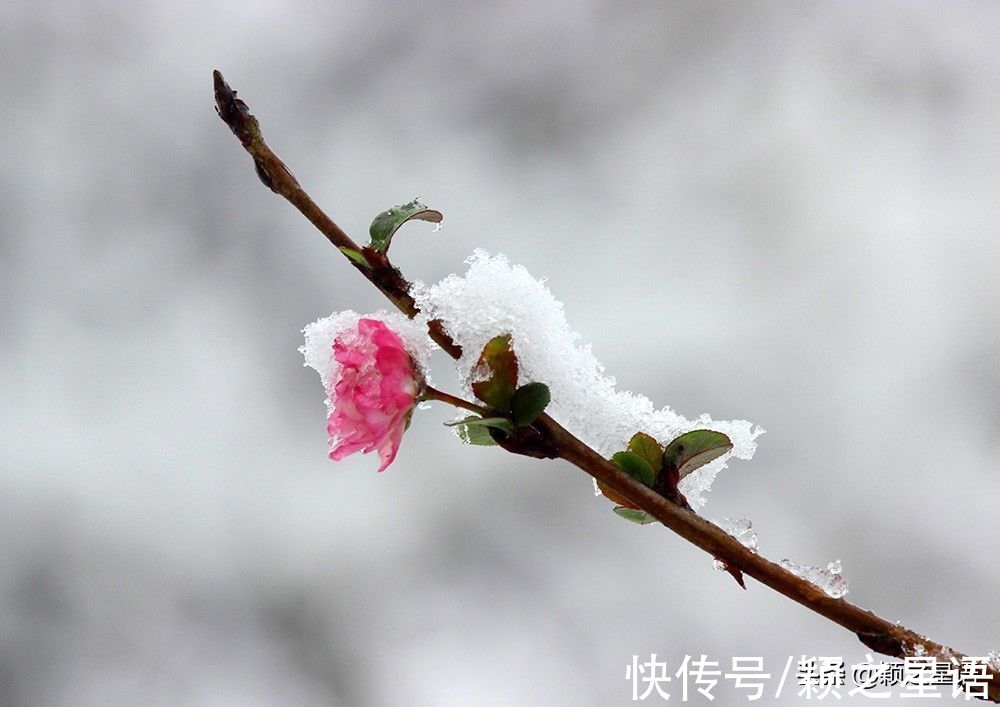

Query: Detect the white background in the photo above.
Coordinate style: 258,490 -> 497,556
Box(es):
2,1 -> 998,704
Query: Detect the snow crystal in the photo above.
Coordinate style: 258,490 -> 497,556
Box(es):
413,250 -> 763,509
716,517 -> 758,552
300,309 -> 436,393
779,558 -> 849,599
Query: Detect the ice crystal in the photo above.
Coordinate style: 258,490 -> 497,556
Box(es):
987,651 -> 1000,671
779,558 -> 849,598
716,517 -> 758,552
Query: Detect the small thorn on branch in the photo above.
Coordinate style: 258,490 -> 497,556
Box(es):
716,559 -> 747,589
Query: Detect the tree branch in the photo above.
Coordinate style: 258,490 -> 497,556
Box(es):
212,69 -> 461,360
422,385 -> 490,416
212,70 -> 999,701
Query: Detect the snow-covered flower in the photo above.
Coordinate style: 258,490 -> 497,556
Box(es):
306,315 -> 426,471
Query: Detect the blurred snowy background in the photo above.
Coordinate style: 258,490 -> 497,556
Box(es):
2,1 -> 998,705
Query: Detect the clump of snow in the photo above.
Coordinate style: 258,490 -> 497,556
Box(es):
987,651 -> 1000,671
716,517 -> 758,552
300,309 -> 436,394
712,518 -> 757,574
779,558 -> 849,599
413,250 -> 763,509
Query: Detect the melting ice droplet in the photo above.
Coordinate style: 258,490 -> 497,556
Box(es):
779,558 -> 850,598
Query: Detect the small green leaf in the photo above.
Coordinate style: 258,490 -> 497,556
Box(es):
369,199 -> 443,253
443,415 -> 478,427
611,451 -> 656,487
471,335 -> 518,411
455,422 -> 498,446
663,430 -> 733,480
627,432 -> 663,475
444,415 -> 515,436
338,247 -> 370,268
510,382 -> 550,427
613,507 -> 657,525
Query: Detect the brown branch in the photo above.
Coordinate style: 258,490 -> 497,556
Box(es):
422,385 -> 489,416
212,69 -> 460,359
212,70 -> 1000,702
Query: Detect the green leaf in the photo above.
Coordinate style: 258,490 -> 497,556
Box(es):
662,430 -> 733,481
455,422 -> 498,446
470,334 -> 518,411
510,382 -> 550,427
626,432 -> 663,475
611,451 -> 656,487
338,247 -> 370,268
368,199 -> 443,253
444,415 -> 515,436
613,507 -> 657,525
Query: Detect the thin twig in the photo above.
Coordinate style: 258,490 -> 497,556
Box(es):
213,70 -> 999,702
212,69 -> 461,359
422,385 -> 489,416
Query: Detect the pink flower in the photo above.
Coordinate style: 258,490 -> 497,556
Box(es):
326,317 -> 424,471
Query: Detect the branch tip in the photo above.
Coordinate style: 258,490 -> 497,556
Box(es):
212,70 -> 252,144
